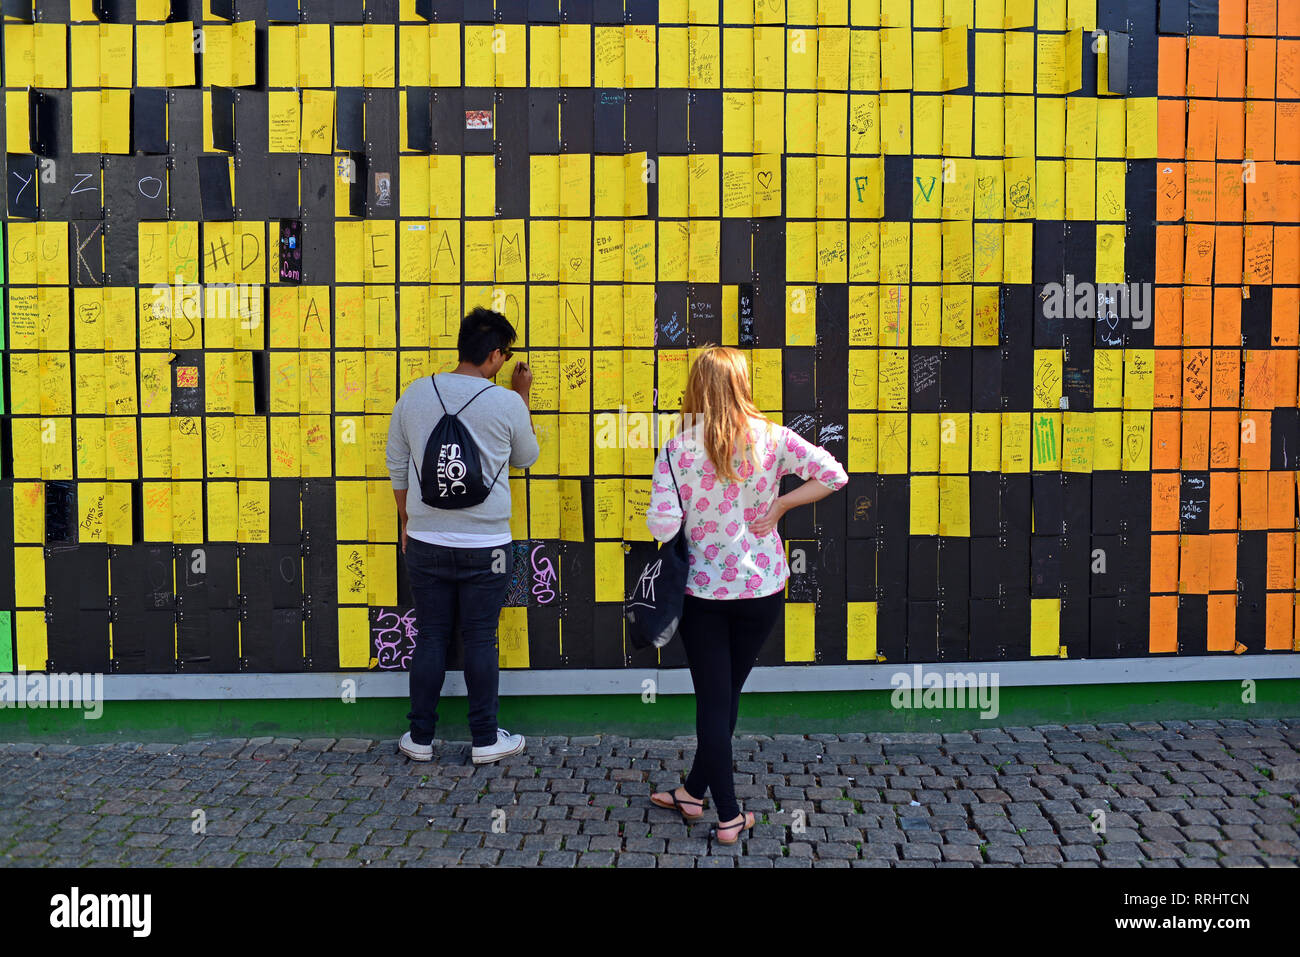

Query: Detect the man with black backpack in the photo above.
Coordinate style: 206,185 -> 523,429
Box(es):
386,307 -> 539,764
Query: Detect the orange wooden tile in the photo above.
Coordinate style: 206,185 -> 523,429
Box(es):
1244,104 -> 1275,162
1268,471 -> 1295,529
1151,534 -> 1181,591
1184,162 -> 1217,219
1240,410 -> 1271,470
1212,286 -> 1242,345
1210,532 -> 1239,589
1155,349 -> 1183,407
1265,593 -> 1294,651
1154,287 -> 1183,347
1152,472 -> 1182,530
1242,348 -> 1275,409
1218,38 -> 1247,97
1245,163 -> 1276,220
1179,534 -> 1211,593
1245,38 -> 1277,97
1242,226 -> 1273,283
1278,102 -> 1300,160
1274,225 -> 1300,283
1181,410 -> 1210,469
1279,40 -> 1300,95
1159,37 -> 1188,96
1152,412 -> 1183,472
1156,162 -> 1185,221
1271,348 -> 1298,408
1183,348 -> 1211,408
1183,287 -> 1213,345
1217,100 -> 1246,159
1273,288 -> 1299,345
1158,99 -> 1187,159
1211,349 -> 1241,407
1280,2 -> 1300,33
1184,223 -> 1216,284
1246,0 -> 1277,36
1220,0 -> 1247,35
1210,470 -> 1240,529
1149,595 -> 1179,654
1156,225 -> 1185,283
1210,410 -> 1240,469
1267,532 -> 1295,588
1241,470 -> 1270,529
1277,164 -> 1300,220
1185,102 -> 1219,161
1215,160 -> 1246,221
1187,36 -> 1221,97
1207,594 -> 1237,651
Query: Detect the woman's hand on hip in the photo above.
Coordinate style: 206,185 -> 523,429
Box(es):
748,497 -> 786,537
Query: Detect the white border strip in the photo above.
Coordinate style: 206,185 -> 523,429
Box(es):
97,656 -> 1300,700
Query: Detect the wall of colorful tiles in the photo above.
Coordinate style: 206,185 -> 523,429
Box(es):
1,0 -> 1298,677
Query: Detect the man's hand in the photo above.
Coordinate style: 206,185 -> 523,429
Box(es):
748,496 -> 786,536
394,488 -> 409,554
512,360 -> 532,399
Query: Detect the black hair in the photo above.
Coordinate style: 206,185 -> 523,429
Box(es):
457,307 -> 517,365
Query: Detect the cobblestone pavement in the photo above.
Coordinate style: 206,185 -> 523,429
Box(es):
2,718 -> 1298,867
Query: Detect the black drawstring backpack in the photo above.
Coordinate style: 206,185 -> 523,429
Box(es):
412,377 -> 505,509
625,456 -> 689,649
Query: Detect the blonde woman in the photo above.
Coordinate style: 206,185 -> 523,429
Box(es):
646,346 -> 848,844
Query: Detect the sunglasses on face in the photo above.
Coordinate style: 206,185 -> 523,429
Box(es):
500,347 -> 514,360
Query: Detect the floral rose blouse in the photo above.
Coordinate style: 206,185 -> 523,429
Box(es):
646,418 -> 849,600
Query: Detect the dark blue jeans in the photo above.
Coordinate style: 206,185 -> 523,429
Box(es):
404,538 -> 514,748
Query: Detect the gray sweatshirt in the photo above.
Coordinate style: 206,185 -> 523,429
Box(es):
386,372 -> 540,540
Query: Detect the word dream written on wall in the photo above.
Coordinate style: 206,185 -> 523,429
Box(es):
1,0 -> 1299,677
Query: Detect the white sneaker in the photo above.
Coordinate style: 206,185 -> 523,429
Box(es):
471,729 -> 526,765
397,731 -> 433,762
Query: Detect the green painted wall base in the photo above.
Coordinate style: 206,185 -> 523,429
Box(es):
1,679 -> 1296,743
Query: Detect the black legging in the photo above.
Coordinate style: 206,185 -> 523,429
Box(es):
679,591 -> 784,821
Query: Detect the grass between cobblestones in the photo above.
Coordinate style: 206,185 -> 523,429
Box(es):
2,680 -> 1299,744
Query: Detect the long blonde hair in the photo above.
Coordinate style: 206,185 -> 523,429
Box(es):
679,346 -> 769,483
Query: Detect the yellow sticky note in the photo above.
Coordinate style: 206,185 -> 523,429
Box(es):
847,602 -> 877,660
784,601 -> 815,662
595,542 -> 625,602
268,90 -> 300,152
499,606 -> 530,669
1030,599 -> 1061,656
366,544 -> 396,604
910,474 -> 939,534
14,546 -> 46,608
1062,412 -> 1095,472
938,475 -> 970,536
1032,412 -> 1063,470
338,607 -> 370,667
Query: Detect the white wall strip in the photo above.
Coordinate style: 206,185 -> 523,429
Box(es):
87,655 -> 1300,700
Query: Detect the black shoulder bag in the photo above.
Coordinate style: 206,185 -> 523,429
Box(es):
625,456 -> 690,649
